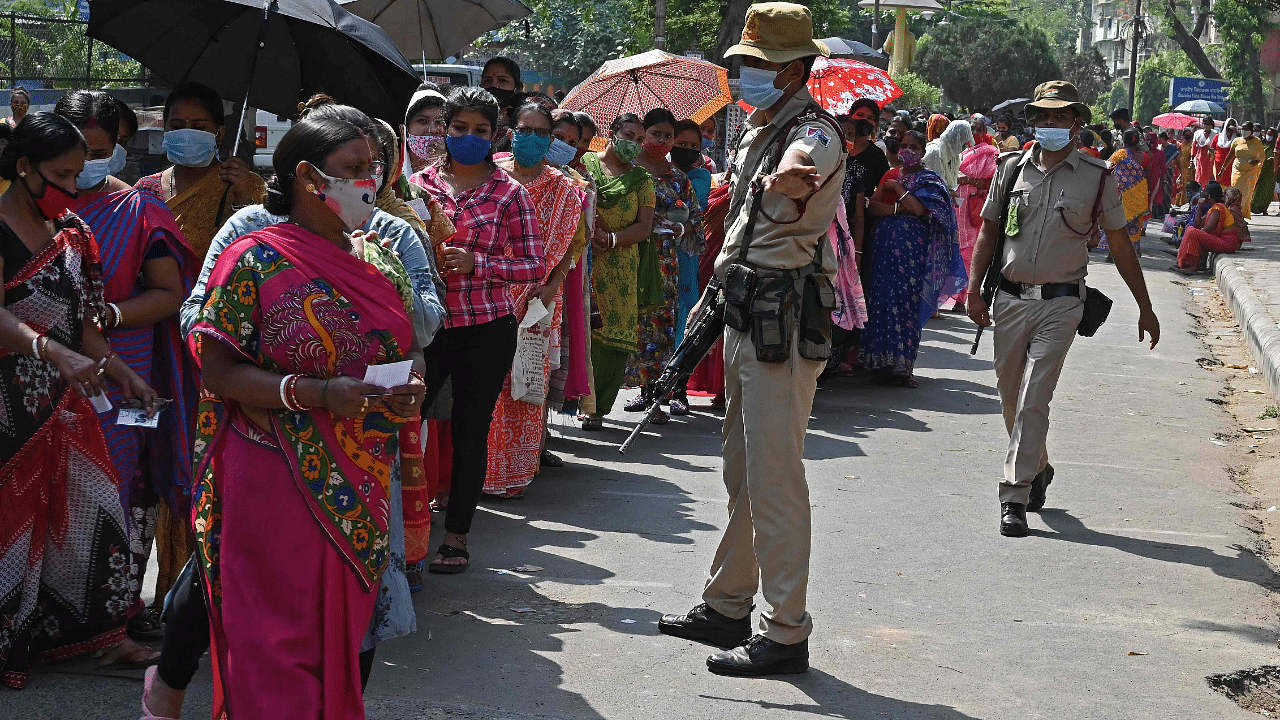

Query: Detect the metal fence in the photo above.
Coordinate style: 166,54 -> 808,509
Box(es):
0,12 -> 146,90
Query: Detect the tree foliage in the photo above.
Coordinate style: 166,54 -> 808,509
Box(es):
1213,0 -> 1274,120
889,70 -> 941,110
914,16 -> 1062,111
481,0 -> 650,88
1059,46 -> 1111,105
1132,49 -> 1195,121
0,0 -> 143,88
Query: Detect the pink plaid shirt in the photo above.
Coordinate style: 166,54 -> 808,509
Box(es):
411,165 -> 547,328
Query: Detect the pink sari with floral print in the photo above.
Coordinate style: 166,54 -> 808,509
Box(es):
190,223 -> 413,720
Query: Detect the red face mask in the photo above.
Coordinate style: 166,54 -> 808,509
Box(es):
642,140 -> 670,160
27,169 -> 78,221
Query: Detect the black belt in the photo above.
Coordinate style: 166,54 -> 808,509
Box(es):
998,277 -> 1081,301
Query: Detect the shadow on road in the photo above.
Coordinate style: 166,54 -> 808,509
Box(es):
1037,510 -> 1280,592
699,667 -> 984,719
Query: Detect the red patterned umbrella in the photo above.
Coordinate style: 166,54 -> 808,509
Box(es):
1152,112 -> 1201,129
562,50 -> 732,150
739,56 -> 903,115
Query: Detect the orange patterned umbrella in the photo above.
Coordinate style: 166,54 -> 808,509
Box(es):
562,50 -> 732,151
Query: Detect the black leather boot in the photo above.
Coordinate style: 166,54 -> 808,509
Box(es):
658,603 -> 751,649
707,635 -> 809,676
1000,502 -> 1029,537
1027,464 -> 1055,512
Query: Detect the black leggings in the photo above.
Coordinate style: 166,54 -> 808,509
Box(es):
422,314 -> 519,535
157,555 -> 376,691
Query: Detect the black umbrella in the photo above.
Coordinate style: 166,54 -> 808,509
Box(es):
88,0 -> 421,123
818,37 -> 888,69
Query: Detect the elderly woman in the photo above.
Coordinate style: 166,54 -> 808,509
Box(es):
858,130 -> 961,387
1226,121 -> 1265,219
1174,184 -> 1246,274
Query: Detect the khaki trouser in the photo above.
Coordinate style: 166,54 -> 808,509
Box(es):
991,289 -> 1083,504
702,326 -> 823,645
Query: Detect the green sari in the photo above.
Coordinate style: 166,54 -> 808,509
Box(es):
584,152 -> 655,353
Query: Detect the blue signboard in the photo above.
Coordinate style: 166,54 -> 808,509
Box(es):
1169,76 -> 1232,106
77,0 -> 90,21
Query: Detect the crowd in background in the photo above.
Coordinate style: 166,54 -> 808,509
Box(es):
0,48 -> 1273,717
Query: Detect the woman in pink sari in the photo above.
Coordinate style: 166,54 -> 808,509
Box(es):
950,141 -> 997,312
190,114 -> 427,719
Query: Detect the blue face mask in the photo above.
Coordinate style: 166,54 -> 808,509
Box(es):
544,137 -> 578,167
76,158 -> 112,190
1035,127 -> 1074,152
108,144 -> 127,176
446,133 -> 492,166
163,128 -> 219,167
511,131 -> 552,168
739,65 -> 786,109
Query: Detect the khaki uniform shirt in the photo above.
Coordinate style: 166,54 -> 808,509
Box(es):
716,88 -> 846,280
980,145 -> 1126,285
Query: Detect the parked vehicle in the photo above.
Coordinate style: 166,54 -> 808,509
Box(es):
254,108 -> 293,169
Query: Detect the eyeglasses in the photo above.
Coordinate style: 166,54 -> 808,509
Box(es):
514,127 -> 551,139
367,161 -> 387,179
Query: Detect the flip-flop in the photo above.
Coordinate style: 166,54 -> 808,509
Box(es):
96,642 -> 160,670
142,666 -> 179,720
428,543 -> 470,575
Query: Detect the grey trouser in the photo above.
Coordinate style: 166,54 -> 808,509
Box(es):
702,326 -> 823,645
992,290 -> 1083,504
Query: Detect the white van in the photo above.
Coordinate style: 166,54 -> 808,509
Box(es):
253,109 -> 293,169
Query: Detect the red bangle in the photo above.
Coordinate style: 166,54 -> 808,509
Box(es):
284,374 -> 311,412
409,369 -> 425,384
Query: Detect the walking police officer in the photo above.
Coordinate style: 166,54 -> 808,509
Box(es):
657,2 -> 846,675
967,81 -> 1160,537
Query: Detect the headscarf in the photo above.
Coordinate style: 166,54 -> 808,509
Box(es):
373,118 -> 430,239
926,113 -> 949,142
1216,118 -> 1237,149
924,119 -> 974,190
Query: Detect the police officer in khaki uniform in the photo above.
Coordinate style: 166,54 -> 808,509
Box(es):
967,81 -> 1161,537
657,2 -> 845,676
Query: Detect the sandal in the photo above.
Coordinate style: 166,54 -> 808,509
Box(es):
96,641 -> 160,670
141,666 -> 179,720
430,494 -> 448,513
649,409 -> 670,425
428,543 -> 470,575
127,606 -> 164,641
581,415 -> 604,431
405,560 -> 425,593
539,450 -> 564,468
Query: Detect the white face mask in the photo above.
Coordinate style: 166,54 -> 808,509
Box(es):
311,167 -> 378,231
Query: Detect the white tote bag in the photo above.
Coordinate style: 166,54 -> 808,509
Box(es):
511,299 -> 551,405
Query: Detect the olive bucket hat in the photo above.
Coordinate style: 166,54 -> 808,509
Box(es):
724,3 -> 830,65
1024,80 -> 1092,123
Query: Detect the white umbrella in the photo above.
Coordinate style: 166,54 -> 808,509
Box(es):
1174,99 -> 1225,114
338,0 -> 530,62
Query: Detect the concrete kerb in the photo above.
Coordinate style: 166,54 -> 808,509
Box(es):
1214,253 -> 1280,404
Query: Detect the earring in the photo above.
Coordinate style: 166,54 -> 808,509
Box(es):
306,184 -> 316,193
18,171 -> 24,178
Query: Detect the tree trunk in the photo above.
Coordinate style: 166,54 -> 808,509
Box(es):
1191,0 -> 1211,38
1238,30 -> 1267,119
1162,0 -> 1222,79
715,0 -> 752,76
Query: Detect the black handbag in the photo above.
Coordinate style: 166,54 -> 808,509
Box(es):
1077,285 -> 1112,337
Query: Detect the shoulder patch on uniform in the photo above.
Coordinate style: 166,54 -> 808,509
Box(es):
1078,153 -> 1110,170
806,126 -> 831,147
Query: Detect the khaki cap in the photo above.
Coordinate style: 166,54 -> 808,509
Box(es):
724,3 -> 830,65
1024,80 -> 1092,123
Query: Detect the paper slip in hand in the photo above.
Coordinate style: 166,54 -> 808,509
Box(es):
520,298 -> 550,329
89,392 -> 113,414
363,360 -> 413,389
116,408 -> 160,428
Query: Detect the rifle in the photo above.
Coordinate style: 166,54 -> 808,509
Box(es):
970,150 -> 1029,356
619,281 -> 725,455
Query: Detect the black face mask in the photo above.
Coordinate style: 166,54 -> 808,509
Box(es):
669,146 -> 701,171
486,86 -> 518,107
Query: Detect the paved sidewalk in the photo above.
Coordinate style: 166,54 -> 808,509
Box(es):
1210,211 -> 1280,403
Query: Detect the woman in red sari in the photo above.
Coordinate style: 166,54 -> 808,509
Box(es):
0,113 -> 163,688
484,102 -> 585,498
190,114 -> 427,719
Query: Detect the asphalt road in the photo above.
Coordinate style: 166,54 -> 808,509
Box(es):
7,253 -> 1277,719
